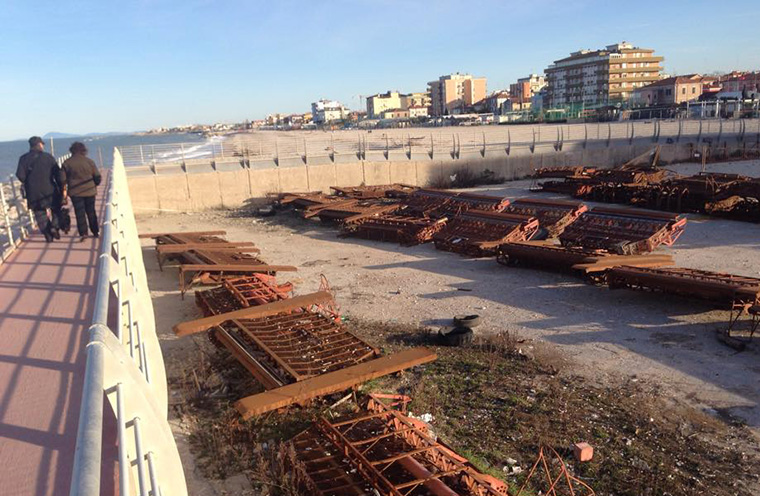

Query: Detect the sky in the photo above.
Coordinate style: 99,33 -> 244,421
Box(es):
1,0 -> 759,141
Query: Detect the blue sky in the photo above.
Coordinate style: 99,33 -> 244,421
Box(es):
1,0 -> 758,140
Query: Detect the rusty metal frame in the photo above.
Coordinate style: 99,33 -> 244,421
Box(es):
195,274 -> 293,316
404,189 -> 510,217
504,198 -> 588,238
316,201 -> 401,225
433,210 -> 539,257
292,393 -> 509,496
175,292 -> 436,418
178,263 -> 297,298
330,184 -> 418,199
344,214 -> 449,246
513,446 -> 596,496
559,207 -> 687,255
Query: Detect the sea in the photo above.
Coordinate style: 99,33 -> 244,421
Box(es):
0,133 -> 213,179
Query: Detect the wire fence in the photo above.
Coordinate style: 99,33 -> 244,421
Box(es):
118,118 -> 760,170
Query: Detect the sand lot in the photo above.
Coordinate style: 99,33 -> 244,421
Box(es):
139,159 -> 760,438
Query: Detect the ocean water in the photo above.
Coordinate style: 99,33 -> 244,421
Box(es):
0,133 -> 207,179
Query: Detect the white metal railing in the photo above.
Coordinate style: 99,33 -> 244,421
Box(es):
0,175 -> 37,263
69,149 -> 187,496
117,117 -> 760,170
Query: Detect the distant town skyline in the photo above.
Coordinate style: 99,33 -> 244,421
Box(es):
1,0 -> 759,141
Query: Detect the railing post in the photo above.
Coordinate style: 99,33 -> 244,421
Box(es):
0,185 -> 13,248
8,178 -> 27,239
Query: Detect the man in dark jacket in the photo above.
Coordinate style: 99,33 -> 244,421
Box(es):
16,136 -> 66,242
62,141 -> 101,241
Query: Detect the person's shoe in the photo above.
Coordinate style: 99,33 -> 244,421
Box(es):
79,235 -> 88,243
92,232 -> 99,239
51,228 -> 61,240
43,225 -> 54,242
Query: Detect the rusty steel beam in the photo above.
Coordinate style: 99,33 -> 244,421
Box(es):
138,230 -> 227,240
496,241 -> 674,283
175,291 -> 333,336
433,210 -> 539,257
235,348 -> 436,419
533,166 -> 596,179
156,243 -> 258,254
607,266 -> 760,309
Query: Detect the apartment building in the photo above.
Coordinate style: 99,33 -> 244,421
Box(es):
509,74 -> 546,105
311,99 -> 349,124
720,71 -> 760,94
428,73 -> 487,116
633,74 -> 705,105
484,91 -> 511,114
408,105 -> 429,118
367,91 -> 404,119
545,42 -> 663,107
366,91 -> 432,118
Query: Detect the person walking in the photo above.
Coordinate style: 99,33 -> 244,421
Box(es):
62,142 -> 101,242
16,136 -> 65,242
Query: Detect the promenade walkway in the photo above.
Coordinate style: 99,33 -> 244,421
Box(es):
0,194 -> 108,495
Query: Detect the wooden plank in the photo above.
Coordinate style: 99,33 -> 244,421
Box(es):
174,291 -> 333,336
234,348 -> 437,419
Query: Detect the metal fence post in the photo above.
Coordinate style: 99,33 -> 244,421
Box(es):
8,177 -> 27,239
0,185 -> 13,248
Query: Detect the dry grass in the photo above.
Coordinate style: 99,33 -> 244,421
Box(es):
169,321 -> 760,496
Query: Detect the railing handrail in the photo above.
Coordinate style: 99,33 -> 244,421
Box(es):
69,149 -> 187,496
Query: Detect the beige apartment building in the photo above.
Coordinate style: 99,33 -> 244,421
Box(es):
428,73 -> 487,116
545,42 -> 663,107
632,74 -> 706,105
366,91 -> 431,118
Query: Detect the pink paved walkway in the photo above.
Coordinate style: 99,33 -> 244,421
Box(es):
0,190 -> 113,495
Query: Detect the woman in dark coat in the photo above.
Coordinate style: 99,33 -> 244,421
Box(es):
62,142 -> 101,242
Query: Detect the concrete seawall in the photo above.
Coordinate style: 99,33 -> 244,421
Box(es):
127,137 -> 752,214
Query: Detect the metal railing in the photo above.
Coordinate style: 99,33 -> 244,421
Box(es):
69,149 -> 187,496
0,175 -> 37,263
118,117 -> 760,170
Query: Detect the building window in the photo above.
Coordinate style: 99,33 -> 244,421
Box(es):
682,87 -> 686,95
665,89 -> 672,96
692,87 -> 696,94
